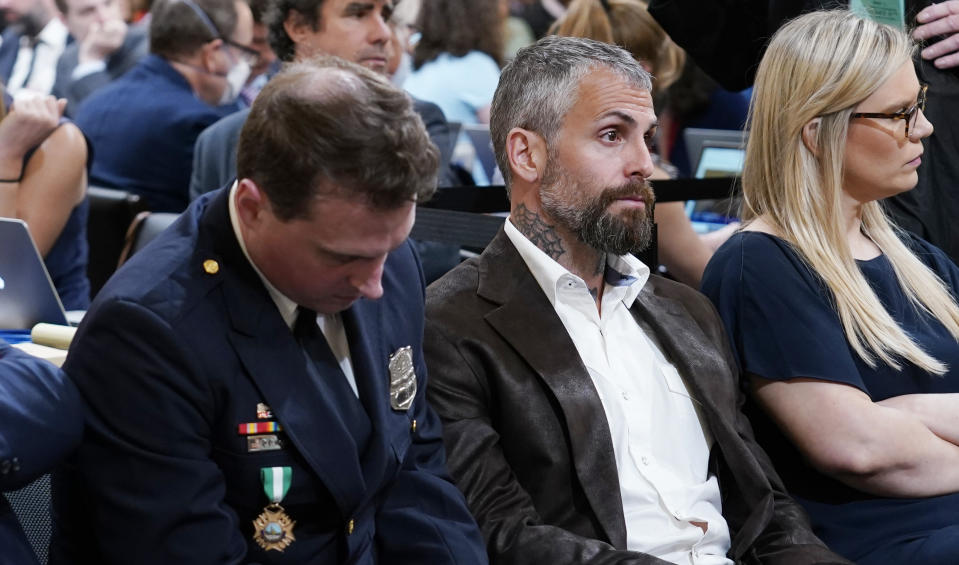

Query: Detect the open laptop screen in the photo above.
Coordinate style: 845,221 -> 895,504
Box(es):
0,218 -> 69,329
694,146 -> 746,179
684,130 -> 747,233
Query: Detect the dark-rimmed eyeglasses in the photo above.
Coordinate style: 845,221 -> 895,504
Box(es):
223,39 -> 260,67
178,0 -> 259,67
850,84 -> 927,139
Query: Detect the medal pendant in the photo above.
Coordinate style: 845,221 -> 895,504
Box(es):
253,503 -> 296,552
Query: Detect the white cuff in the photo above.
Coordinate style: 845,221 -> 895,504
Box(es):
71,60 -> 107,81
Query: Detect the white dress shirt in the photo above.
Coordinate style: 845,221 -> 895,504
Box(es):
504,219 -> 732,565
228,183 -> 358,397
7,18 -> 68,97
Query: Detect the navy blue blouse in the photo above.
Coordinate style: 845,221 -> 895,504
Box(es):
702,231 -> 959,564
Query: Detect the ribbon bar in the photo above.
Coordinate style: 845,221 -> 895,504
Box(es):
238,422 -> 282,435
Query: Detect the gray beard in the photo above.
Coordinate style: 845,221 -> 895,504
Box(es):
540,170 -> 655,256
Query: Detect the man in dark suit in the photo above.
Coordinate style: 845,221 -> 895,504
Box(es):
52,0 -> 149,117
0,340 -> 82,565
73,0 -> 253,213
424,36 -> 849,565
0,0 -> 68,96
51,56 -> 486,565
189,0 -> 456,201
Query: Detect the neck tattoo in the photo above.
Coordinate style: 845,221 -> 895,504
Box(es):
513,203 -> 566,262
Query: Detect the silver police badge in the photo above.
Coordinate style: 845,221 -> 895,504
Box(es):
388,346 -> 417,411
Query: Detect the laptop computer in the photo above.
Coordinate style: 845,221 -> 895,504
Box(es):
0,218 -> 69,329
684,128 -> 748,175
683,128 -> 748,233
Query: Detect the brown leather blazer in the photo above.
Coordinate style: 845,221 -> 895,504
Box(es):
424,229 -> 850,565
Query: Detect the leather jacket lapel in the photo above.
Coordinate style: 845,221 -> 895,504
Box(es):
479,231 -> 629,548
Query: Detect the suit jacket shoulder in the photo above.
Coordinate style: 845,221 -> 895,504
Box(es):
189,108 -> 250,201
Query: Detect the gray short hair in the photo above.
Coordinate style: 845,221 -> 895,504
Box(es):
490,35 -> 652,189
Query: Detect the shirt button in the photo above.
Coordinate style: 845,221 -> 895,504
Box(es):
641,456 -> 649,466
621,391 -> 630,400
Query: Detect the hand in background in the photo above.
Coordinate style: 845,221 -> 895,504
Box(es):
914,1 -> 959,69
0,95 -> 66,174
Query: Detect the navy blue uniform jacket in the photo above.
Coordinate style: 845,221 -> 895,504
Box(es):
50,188 -> 486,564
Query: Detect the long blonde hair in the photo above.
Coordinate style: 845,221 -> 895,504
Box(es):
548,0 -> 684,93
744,10 -> 959,374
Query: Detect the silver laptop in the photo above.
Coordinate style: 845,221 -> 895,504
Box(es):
684,128 -> 748,178
0,218 -> 68,329
682,129 -> 747,233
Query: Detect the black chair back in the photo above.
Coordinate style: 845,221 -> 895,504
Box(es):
117,211 -> 180,266
86,187 -> 148,299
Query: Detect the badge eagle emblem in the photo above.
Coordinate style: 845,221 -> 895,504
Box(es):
388,346 -> 417,411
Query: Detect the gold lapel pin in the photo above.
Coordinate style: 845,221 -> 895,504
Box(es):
203,259 -> 220,275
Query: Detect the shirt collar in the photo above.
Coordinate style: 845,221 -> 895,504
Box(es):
605,251 -> 648,308
228,182 -> 299,329
36,18 -> 67,48
503,216 -> 650,309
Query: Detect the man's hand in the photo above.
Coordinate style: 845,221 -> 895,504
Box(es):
914,1 -> 959,69
78,18 -> 127,65
0,95 -> 66,176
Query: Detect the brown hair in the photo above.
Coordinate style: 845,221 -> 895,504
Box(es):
264,0 -> 326,62
237,55 -> 439,219
549,0 -> 684,93
149,0 -> 239,60
413,0 -> 504,69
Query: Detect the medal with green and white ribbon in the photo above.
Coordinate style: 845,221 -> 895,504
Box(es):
252,466 -> 296,552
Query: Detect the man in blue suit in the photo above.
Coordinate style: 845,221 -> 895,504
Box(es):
51,55 -> 487,565
0,340 -> 82,565
73,0 -> 253,213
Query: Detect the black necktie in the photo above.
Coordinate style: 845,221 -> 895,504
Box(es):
20,35 -> 41,89
293,307 -> 371,450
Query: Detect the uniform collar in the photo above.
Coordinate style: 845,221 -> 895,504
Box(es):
228,182 -> 298,329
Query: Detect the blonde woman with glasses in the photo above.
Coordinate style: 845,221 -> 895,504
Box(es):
702,10 -> 959,565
